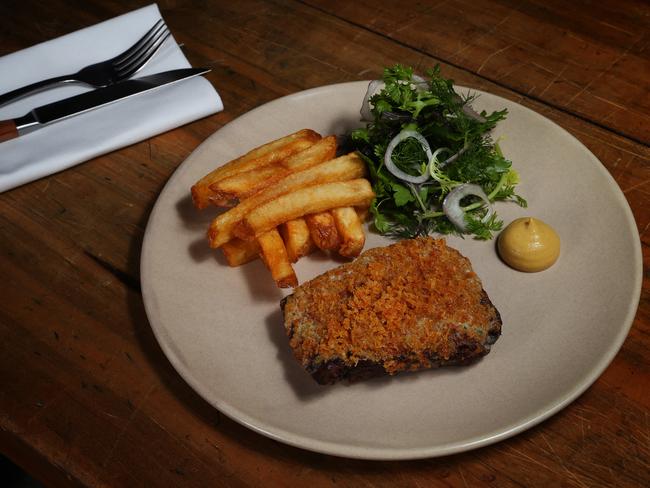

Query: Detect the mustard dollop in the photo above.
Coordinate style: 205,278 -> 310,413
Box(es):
497,217 -> 560,272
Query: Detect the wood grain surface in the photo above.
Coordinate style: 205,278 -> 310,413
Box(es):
0,120 -> 18,143
1,0 -> 648,486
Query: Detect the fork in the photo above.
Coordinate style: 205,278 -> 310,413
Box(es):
0,19 -> 171,107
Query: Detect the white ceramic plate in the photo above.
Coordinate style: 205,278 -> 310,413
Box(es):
141,82 -> 642,460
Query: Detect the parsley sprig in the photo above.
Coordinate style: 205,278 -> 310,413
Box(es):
350,65 -> 526,239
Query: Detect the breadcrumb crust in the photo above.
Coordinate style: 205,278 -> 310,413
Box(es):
283,238 -> 500,376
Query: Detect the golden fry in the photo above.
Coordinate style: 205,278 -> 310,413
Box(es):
305,212 -> 341,251
221,238 -> 260,267
331,207 -> 366,257
279,218 -> 315,263
355,206 -> 370,223
207,153 -> 366,248
235,178 -> 375,241
281,135 -> 337,171
257,229 -> 298,288
206,135 -> 338,207
208,164 -> 287,206
191,129 -> 321,209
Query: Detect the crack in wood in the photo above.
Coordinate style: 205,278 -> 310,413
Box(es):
82,250 -> 141,294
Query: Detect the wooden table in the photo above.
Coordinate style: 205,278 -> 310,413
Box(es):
1,0 -> 648,486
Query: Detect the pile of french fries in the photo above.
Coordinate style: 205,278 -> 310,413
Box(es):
191,129 -> 375,288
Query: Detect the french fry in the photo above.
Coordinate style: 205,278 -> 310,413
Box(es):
206,135 -> 338,207
331,207 -> 366,257
207,153 -> 367,248
191,129 -> 321,209
281,135 -> 337,171
355,206 -> 370,222
257,229 -> 298,288
235,178 -> 375,241
305,212 -> 341,251
208,164 -> 286,206
221,238 -> 260,267
279,218 -> 315,263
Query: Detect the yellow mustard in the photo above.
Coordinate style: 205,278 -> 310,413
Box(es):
497,217 -> 560,272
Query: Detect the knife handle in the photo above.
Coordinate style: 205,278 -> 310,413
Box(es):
0,120 -> 18,142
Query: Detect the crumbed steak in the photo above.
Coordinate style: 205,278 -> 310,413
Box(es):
280,237 -> 502,384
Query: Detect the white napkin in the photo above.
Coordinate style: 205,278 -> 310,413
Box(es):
0,3 -> 223,193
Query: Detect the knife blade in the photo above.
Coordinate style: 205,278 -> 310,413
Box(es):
0,67 -> 210,143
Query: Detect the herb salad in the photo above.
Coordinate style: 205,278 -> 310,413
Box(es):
350,65 -> 526,239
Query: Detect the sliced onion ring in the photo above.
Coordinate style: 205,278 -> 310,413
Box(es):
441,144 -> 468,167
462,105 -> 487,123
430,147 -> 451,164
430,145 -> 468,170
384,130 -> 432,184
360,80 -> 383,121
410,74 -> 428,92
442,183 -> 494,232
360,75 -> 427,120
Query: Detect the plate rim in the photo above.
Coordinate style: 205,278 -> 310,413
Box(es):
141,81 -> 642,460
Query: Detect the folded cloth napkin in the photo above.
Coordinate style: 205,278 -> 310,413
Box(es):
0,3 -> 223,193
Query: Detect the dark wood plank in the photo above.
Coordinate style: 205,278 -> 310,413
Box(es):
304,0 -> 650,145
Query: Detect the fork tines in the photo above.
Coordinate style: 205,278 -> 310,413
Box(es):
113,19 -> 171,79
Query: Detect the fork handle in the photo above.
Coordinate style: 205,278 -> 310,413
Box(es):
0,75 -> 74,107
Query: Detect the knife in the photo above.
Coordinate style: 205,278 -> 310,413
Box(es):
0,67 -> 210,143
